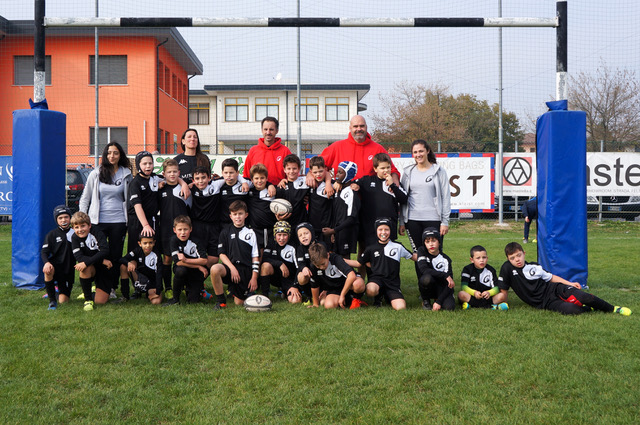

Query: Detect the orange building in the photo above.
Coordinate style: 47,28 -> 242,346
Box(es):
0,17 -> 202,163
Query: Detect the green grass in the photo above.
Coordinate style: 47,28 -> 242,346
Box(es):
1,221 -> 639,424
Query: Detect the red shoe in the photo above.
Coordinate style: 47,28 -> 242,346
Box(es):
350,298 -> 367,309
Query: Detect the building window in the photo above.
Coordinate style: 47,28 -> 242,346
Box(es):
172,74 -> 177,99
189,103 -> 210,125
164,67 -> 170,94
255,97 -> 279,121
89,127 -> 128,155
14,55 -> 52,86
295,97 -> 319,121
225,98 -> 249,121
89,55 -> 127,85
233,144 -> 254,154
182,82 -> 188,106
178,78 -> 183,104
158,61 -> 164,91
325,97 -> 349,121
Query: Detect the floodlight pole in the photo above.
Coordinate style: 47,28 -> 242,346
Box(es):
497,0 -> 504,224
94,0 -> 100,167
296,0 -> 302,158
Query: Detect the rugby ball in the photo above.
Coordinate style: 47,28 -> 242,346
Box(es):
244,294 -> 273,312
269,199 -> 293,216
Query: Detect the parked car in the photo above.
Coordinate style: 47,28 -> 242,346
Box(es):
587,195 -> 640,221
66,165 -> 93,213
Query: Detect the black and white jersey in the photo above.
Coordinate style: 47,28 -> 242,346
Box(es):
191,178 -> 225,223
294,243 -> 313,274
174,153 -> 211,184
309,252 -> 354,291
247,183 -> 276,230
331,186 -> 360,253
128,174 -> 162,221
71,227 -> 108,266
41,226 -> 75,271
218,224 -> 259,267
461,264 -> 498,291
219,181 -> 249,225
498,261 -> 556,309
308,181 -> 333,233
123,246 -> 160,283
263,240 -> 297,277
356,175 -> 408,229
170,235 -> 206,263
159,183 -> 191,231
275,176 -> 309,227
416,247 -> 453,280
360,240 -> 412,287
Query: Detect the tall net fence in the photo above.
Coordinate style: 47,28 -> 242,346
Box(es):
1,0 -> 639,219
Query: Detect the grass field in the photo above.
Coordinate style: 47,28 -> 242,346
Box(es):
1,221 -> 639,424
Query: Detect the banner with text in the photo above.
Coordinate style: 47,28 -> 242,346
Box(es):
587,152 -> 640,196
502,153 -> 536,196
0,156 -> 13,215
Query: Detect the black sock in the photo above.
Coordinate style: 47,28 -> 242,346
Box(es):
44,280 -> 57,301
162,265 -> 172,293
353,291 -> 364,300
217,294 -> 226,304
120,278 -> 130,298
259,275 -> 271,295
80,277 -> 93,301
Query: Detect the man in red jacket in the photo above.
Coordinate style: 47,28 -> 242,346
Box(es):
243,117 -> 292,186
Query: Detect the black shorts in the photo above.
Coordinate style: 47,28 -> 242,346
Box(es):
127,215 -> 157,253
192,220 -> 220,257
93,263 -> 112,293
51,264 -> 75,297
253,227 -> 272,251
368,275 -> 404,301
222,264 -> 254,300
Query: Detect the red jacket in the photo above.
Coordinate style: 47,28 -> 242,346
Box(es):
321,133 -> 399,180
243,138 -> 292,185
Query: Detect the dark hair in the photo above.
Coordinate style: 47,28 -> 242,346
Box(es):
180,128 -> 210,169
99,142 -> 131,184
283,154 -> 301,169
372,152 -> 391,168
250,163 -> 268,177
139,233 -> 156,241
229,200 -> 248,213
504,242 -> 524,257
173,215 -> 192,228
193,165 -> 210,177
261,116 -> 279,130
411,140 -> 437,164
221,158 -> 239,171
309,156 -> 325,169
470,245 -> 487,257
308,242 -> 328,266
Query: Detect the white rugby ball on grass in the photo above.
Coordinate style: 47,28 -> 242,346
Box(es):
269,199 -> 293,216
244,294 -> 273,312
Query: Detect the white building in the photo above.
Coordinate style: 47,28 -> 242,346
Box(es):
189,83 -> 370,155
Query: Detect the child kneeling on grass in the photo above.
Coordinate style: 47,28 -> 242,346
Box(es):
120,232 -> 163,305
260,221 -> 303,303
416,227 -> 455,311
308,242 -> 365,309
458,245 -> 508,310
70,212 -> 112,311
496,242 -> 631,316
41,205 -> 75,310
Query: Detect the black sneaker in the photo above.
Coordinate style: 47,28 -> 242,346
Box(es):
422,300 -> 432,310
212,302 -> 227,310
47,301 -> 57,310
130,291 -> 142,300
163,298 -> 179,307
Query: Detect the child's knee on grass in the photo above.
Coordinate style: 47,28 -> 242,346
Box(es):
324,294 -> 340,309
94,288 -> 109,304
353,277 -> 366,294
79,265 -> 95,279
391,298 -> 406,310
458,291 -> 471,302
260,262 -> 274,276
366,282 -> 380,297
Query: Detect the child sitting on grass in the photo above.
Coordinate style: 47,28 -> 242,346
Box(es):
496,242 -> 631,316
458,245 -> 507,310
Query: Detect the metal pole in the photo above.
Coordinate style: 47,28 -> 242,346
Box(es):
296,0 -> 302,158
94,0 -> 100,167
34,0 -> 46,103
556,0 -> 568,100
497,0 -> 504,224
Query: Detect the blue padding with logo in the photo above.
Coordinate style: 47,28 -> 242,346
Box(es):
536,108 -> 588,287
12,109 -> 66,289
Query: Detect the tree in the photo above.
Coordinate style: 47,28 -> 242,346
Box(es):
372,83 -> 523,153
568,65 -> 640,151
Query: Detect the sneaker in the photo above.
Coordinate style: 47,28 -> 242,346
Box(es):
422,300 -> 432,310
92,285 -> 96,293
522,238 -> 529,244
201,289 -> 213,300
109,289 -> 117,299
531,239 -> 537,243
165,289 -> 174,300
83,301 -> 94,311
47,301 -> 57,310
350,298 -> 367,309
614,306 -> 632,316
302,299 -> 312,307
77,292 -> 85,300
492,302 -> 509,311
130,291 -> 142,300
163,298 -> 179,307
111,297 -> 127,304
212,302 -> 227,310
461,302 -> 470,310
276,290 -> 285,299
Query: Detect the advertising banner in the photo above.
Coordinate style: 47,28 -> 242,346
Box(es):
0,156 -> 13,215
502,153 -> 536,196
586,152 -> 640,196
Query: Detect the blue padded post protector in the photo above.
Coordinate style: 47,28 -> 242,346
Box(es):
12,109 -> 66,289
536,105 -> 588,287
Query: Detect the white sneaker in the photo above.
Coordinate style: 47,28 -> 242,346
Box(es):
109,289 -> 117,299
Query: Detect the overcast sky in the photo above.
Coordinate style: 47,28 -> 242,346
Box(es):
4,1 -> 639,134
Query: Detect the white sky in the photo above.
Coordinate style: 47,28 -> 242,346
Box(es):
4,0 -> 639,134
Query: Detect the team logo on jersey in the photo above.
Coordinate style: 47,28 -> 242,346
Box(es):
162,192 -> 167,197
179,159 -> 188,164
425,176 -> 433,183
140,185 -> 146,190
389,248 -> 398,257
326,265 -> 339,278
56,237 -> 62,243
277,156 -> 282,161
482,275 -> 492,285
114,178 -> 122,186
343,192 -> 350,199
231,234 -> 236,239
222,190 -> 228,195
298,180 -> 304,188
370,182 -> 376,187
148,256 -> 157,268
528,268 -> 537,277
368,155 -> 373,160
374,251 -> 380,257
188,246 -> 197,256
244,233 -> 252,241
512,270 -> 518,276
284,251 -> 293,260
435,262 -> 445,271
